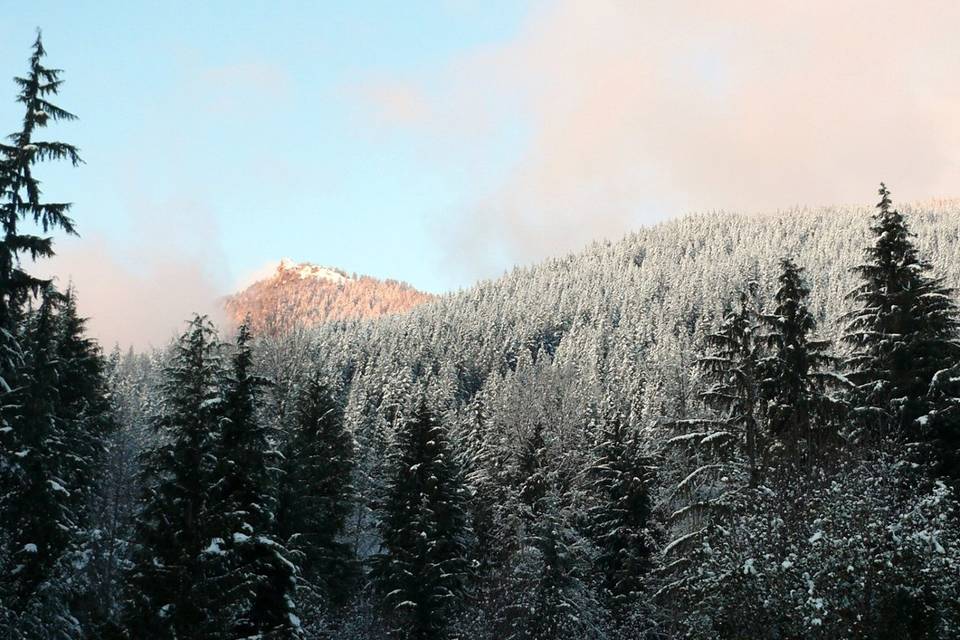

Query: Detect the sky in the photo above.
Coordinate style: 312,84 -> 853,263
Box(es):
2,1 -> 959,348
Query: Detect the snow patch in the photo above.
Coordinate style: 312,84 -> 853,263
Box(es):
278,258 -> 350,284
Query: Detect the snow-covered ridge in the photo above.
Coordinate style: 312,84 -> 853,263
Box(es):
277,258 -> 351,284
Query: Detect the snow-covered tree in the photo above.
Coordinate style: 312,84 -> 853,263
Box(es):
205,321 -> 302,638
491,486 -> 609,640
370,401 -> 470,640
0,293 -> 76,628
124,316 -> 225,638
759,258 -> 843,471
585,404 -> 656,625
662,286 -> 766,571
668,457 -> 960,639
843,184 -> 960,443
277,372 -> 357,611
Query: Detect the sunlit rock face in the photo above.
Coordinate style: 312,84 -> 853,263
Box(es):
224,259 -> 434,335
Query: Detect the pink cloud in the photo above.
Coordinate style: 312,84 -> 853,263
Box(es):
35,196 -> 229,350
358,0 -> 960,277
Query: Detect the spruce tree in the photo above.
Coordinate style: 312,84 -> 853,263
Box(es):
370,401 -> 469,640
206,321 -> 301,638
493,487 -> 608,640
277,373 -> 357,610
124,316 -> 224,638
843,184 -> 960,440
759,258 -> 839,470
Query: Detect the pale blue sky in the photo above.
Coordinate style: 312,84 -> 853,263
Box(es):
3,2 -> 958,347
1,1 -> 533,296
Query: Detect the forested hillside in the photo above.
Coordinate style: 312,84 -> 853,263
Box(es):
3,35 -> 960,640
90,195 -> 960,639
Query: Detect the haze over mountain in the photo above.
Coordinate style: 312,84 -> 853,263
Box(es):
224,258 -> 434,335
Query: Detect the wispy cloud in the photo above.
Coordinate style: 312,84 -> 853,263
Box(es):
37,196 -> 229,350
356,0 -> 960,278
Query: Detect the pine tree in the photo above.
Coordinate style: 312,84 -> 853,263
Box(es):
843,184 -> 960,441
124,316 -> 224,638
277,373 -> 357,611
206,321 -> 302,638
370,401 -> 469,640
759,258 -> 840,470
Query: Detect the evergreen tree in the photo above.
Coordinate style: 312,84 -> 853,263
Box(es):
206,321 -> 302,638
370,401 -> 469,640
277,373 -> 357,610
923,358 -> 960,486
493,487 -> 609,640
55,288 -> 113,529
77,346 -> 151,639
843,184 -> 960,441
0,31 -> 79,340
517,421 -> 548,509
660,286 -> 766,598
1,292 -> 72,612
124,316 -> 224,638
0,35 -> 84,630
0,36 -> 110,638
759,258 -> 840,470
699,286 -> 766,486
585,406 -> 656,624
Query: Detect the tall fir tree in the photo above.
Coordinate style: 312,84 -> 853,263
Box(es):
700,286 -> 766,487
0,31 -> 79,340
124,316 -> 224,639
0,31 -> 83,588
759,258 -> 840,470
843,184 -> 960,442
370,401 -> 469,640
277,373 -> 357,611
0,35 -> 94,637
205,320 -> 302,638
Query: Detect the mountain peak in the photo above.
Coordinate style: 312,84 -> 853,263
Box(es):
276,258 -> 351,284
225,260 -> 433,335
